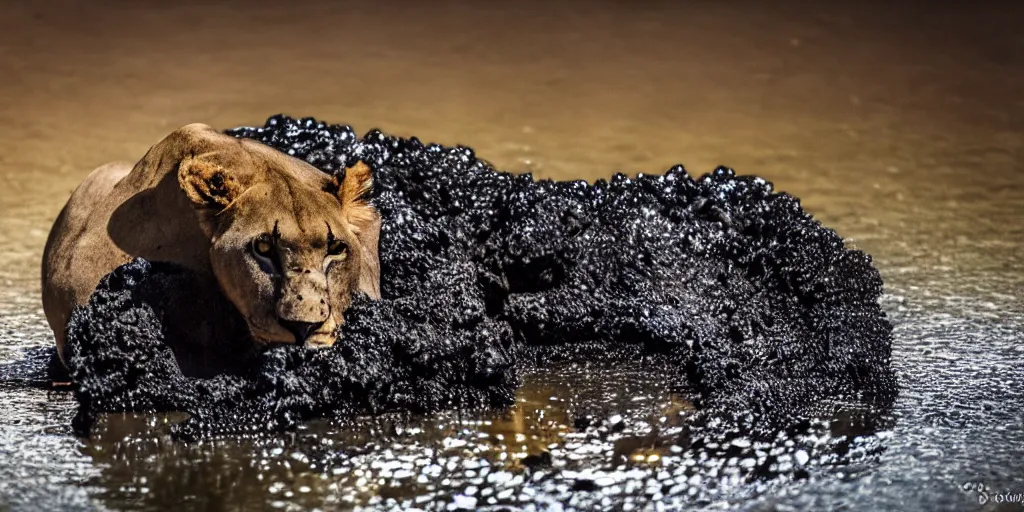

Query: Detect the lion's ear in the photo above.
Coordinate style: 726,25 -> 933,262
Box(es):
328,160 -> 376,229
178,155 -> 242,209
333,161 -> 374,207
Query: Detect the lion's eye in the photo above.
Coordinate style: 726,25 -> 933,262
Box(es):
252,236 -> 273,257
327,238 -> 348,259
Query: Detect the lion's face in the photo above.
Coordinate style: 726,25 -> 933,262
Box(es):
176,131 -> 379,347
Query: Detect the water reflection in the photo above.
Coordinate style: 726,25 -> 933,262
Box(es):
74,364 -> 686,509
66,362 -> 897,510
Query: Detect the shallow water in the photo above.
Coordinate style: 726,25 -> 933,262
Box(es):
1,0 -> 1022,510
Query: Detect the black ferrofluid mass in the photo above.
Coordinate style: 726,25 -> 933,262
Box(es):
63,115 -> 897,482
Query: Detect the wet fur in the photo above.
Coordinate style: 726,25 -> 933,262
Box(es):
41,124 -> 380,374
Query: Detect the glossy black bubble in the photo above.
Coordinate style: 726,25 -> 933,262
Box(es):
64,114 -> 897,442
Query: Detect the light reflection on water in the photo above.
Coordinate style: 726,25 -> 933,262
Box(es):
66,365 -> 689,510
61,365 -> 887,511
0,0 -> 1022,510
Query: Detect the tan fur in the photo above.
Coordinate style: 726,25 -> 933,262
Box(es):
41,123 -> 381,367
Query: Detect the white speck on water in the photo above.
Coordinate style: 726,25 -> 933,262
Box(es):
794,450 -> 810,466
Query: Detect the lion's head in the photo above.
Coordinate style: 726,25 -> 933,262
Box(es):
170,124 -> 380,347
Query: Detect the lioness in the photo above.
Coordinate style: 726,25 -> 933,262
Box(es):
42,123 -> 381,375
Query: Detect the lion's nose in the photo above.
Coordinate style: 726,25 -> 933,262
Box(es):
279,319 -> 324,343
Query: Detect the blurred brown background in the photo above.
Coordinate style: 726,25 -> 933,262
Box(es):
0,0 -> 1021,292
